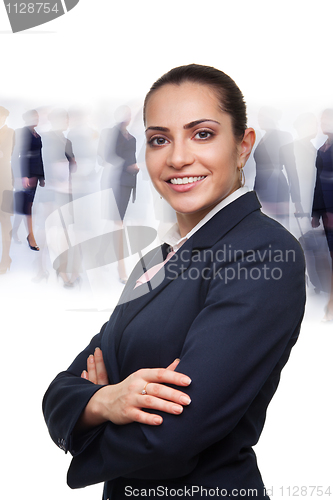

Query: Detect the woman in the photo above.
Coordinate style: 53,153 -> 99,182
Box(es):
311,108 -> 333,321
0,106 -> 15,273
253,106 -> 302,229
19,109 -> 45,251
98,105 -> 139,283
43,64 -> 306,499
41,108 -> 79,286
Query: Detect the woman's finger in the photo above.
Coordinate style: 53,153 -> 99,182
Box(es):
138,367 -> 191,388
166,358 -> 180,371
94,348 -> 109,385
129,408 -> 163,426
87,354 -> 97,384
142,382 -> 191,407
140,393 -> 186,416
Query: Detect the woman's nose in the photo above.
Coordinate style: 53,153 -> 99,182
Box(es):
166,141 -> 194,169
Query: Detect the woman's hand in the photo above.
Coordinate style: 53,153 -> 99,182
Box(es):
77,349 -> 191,429
311,216 -> 320,228
22,177 -> 30,189
81,347 -> 109,385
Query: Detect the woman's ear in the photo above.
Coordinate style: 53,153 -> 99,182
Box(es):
238,128 -> 256,166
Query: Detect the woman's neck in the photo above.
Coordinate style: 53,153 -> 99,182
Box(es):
175,185 -> 243,237
176,207 -> 214,237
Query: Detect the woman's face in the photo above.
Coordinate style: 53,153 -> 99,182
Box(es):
145,82 -> 254,223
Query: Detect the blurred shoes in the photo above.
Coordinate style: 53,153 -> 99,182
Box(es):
27,236 -> 40,251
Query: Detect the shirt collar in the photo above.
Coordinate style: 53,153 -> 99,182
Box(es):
163,186 -> 249,251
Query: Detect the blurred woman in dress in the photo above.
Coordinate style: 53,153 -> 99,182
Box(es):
42,108 -> 79,286
18,109 -> 45,251
254,106 -> 302,228
311,108 -> 333,321
98,105 -> 139,283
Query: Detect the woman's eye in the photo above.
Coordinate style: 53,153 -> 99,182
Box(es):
194,130 -> 212,140
148,136 -> 168,146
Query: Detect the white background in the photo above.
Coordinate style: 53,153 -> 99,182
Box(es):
0,1 -> 332,499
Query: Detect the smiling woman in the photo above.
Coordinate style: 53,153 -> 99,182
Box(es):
144,79 -> 255,235
43,64 -> 306,500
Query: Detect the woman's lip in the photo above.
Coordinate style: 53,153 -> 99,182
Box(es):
165,176 -> 206,192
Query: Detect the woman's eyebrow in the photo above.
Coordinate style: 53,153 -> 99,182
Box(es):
183,119 -> 220,129
145,119 -> 220,134
145,126 -> 169,133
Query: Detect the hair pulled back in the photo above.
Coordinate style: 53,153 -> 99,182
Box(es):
143,63 -> 247,141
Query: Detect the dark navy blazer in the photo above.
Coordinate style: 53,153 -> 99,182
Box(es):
18,127 -> 45,179
43,191 -> 306,499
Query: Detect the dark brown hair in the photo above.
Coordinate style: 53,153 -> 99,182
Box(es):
143,64 -> 247,140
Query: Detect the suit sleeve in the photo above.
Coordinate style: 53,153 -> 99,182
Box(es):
63,226 -> 305,488
65,139 -> 76,173
42,323 -> 109,455
19,128 -> 31,178
312,151 -> 326,218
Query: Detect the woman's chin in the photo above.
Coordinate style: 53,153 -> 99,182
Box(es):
174,203 -> 213,219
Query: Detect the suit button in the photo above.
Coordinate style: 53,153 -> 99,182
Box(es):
57,438 -> 66,450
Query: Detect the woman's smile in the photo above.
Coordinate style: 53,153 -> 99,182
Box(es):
166,175 -> 207,192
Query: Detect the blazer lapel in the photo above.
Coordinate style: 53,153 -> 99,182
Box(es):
110,237 -> 194,356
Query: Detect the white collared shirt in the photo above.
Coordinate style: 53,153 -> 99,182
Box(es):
163,186 -> 249,251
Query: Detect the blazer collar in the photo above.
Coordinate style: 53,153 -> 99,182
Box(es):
191,191 -> 261,250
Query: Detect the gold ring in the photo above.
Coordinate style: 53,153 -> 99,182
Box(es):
141,382 -> 149,395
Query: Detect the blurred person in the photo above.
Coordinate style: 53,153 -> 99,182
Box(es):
11,124 -> 27,245
67,106 -> 100,257
98,105 -> 139,283
11,106 -> 51,249
17,109 -> 45,251
254,106 -> 303,228
67,105 -> 100,200
311,108 -> 333,321
123,106 -> 154,224
43,64 -> 306,500
293,113 -> 318,216
292,113 -> 331,295
42,108 -> 80,286
0,106 -> 15,273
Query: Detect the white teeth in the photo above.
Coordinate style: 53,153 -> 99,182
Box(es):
170,176 -> 205,185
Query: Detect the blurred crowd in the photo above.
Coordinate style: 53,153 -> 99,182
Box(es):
0,102 -> 332,320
